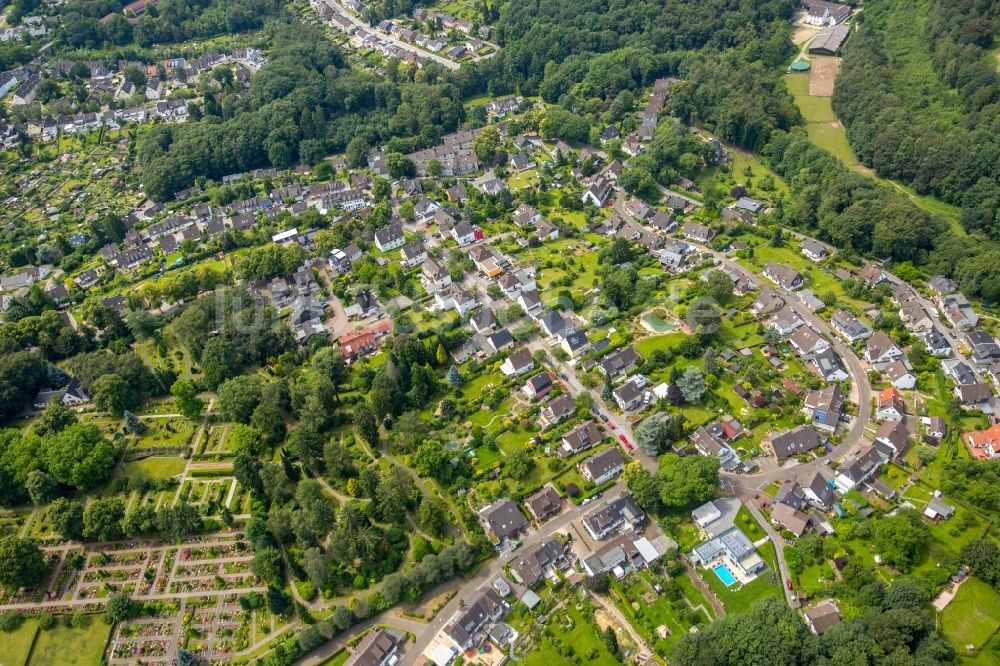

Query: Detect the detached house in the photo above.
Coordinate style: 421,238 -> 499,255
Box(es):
510,538 -> 566,587
374,223 -> 405,252
478,499 -> 527,546
682,222 -> 715,243
865,331 -> 904,364
579,448 -> 625,485
763,261 -> 803,291
800,238 -> 831,262
399,240 -> 427,269
876,387 -> 906,422
560,421 -> 603,456
802,385 -> 844,433
524,488 -> 563,523
500,348 -> 534,376
598,347 -> 638,377
582,493 -> 645,541
762,425 -> 823,461
809,348 -> 850,382
613,378 -> 645,411
522,372 -> 553,401
831,309 -> 872,342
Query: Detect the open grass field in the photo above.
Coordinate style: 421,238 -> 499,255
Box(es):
0,620 -> 39,666
26,622 -> 112,666
120,456 -> 187,481
941,578 -> 1000,659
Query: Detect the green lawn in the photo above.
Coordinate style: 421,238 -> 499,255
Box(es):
734,506 -> 766,541
460,373 -> 504,401
805,123 -> 859,165
940,578 -> 1000,658
120,456 -> 187,481
636,332 -> 686,357
0,620 -> 39,666
27,621 -> 111,666
702,542 -> 782,614
521,601 -> 619,666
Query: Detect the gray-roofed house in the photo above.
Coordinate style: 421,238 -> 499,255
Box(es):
613,378 -> 644,411
560,421 -> 603,456
762,425 -> 823,461
343,628 -> 405,666
688,526 -> 766,577
598,347 -> 638,377
523,486 -> 563,522
510,538 -> 566,587
443,588 -> 507,650
802,385 -> 844,433
579,448 -> 625,485
582,493 -> 645,540
478,499 -> 527,546
804,600 -> 841,635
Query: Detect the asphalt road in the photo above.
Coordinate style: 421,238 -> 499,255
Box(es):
320,0 -> 461,71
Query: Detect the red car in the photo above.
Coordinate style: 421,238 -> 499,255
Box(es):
618,434 -> 633,450
607,421 -> 616,430
786,580 -> 793,590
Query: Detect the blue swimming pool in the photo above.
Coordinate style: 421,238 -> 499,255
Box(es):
713,563 -> 737,587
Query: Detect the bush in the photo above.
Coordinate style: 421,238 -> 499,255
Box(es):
0,610 -> 23,631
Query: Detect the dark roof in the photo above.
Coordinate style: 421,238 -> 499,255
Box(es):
580,448 -> 624,480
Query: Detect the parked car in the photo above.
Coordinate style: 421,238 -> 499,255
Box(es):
618,434 -> 633,450
607,421 -> 616,430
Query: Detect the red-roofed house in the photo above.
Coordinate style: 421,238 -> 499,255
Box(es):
965,423 -> 1000,459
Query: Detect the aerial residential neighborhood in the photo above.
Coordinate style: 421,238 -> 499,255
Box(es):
0,0 -> 997,663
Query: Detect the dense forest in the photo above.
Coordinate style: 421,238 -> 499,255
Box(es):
834,0 -> 1000,237
138,25 -> 466,200
138,0 -> 801,199
51,0 -> 286,50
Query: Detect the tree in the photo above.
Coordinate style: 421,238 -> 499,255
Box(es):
353,402 -> 380,448
873,510 -> 929,572
446,365 -> 463,387
92,374 -> 131,415
36,401 -> 77,436
217,376 -> 262,424
252,547 -> 284,584
634,415 -> 669,457
417,497 -> 448,537
123,410 -> 145,435
962,540 -> 1000,586
345,137 -> 367,168
155,503 -> 202,540
83,497 -> 125,541
602,627 -> 619,656
657,454 -> 719,511
47,498 -> 84,541
702,348 -> 720,377
231,424 -> 264,456
502,449 -> 534,480
676,367 -> 706,403
234,452 -> 265,495
25,470 -> 57,506
0,536 -> 46,590
914,445 -> 937,467
436,344 -> 447,365
171,380 -> 204,421
44,423 -> 116,490
673,597 -> 810,665
705,269 -> 734,305
103,592 -> 137,624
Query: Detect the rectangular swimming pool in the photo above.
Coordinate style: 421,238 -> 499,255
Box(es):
713,563 -> 737,587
